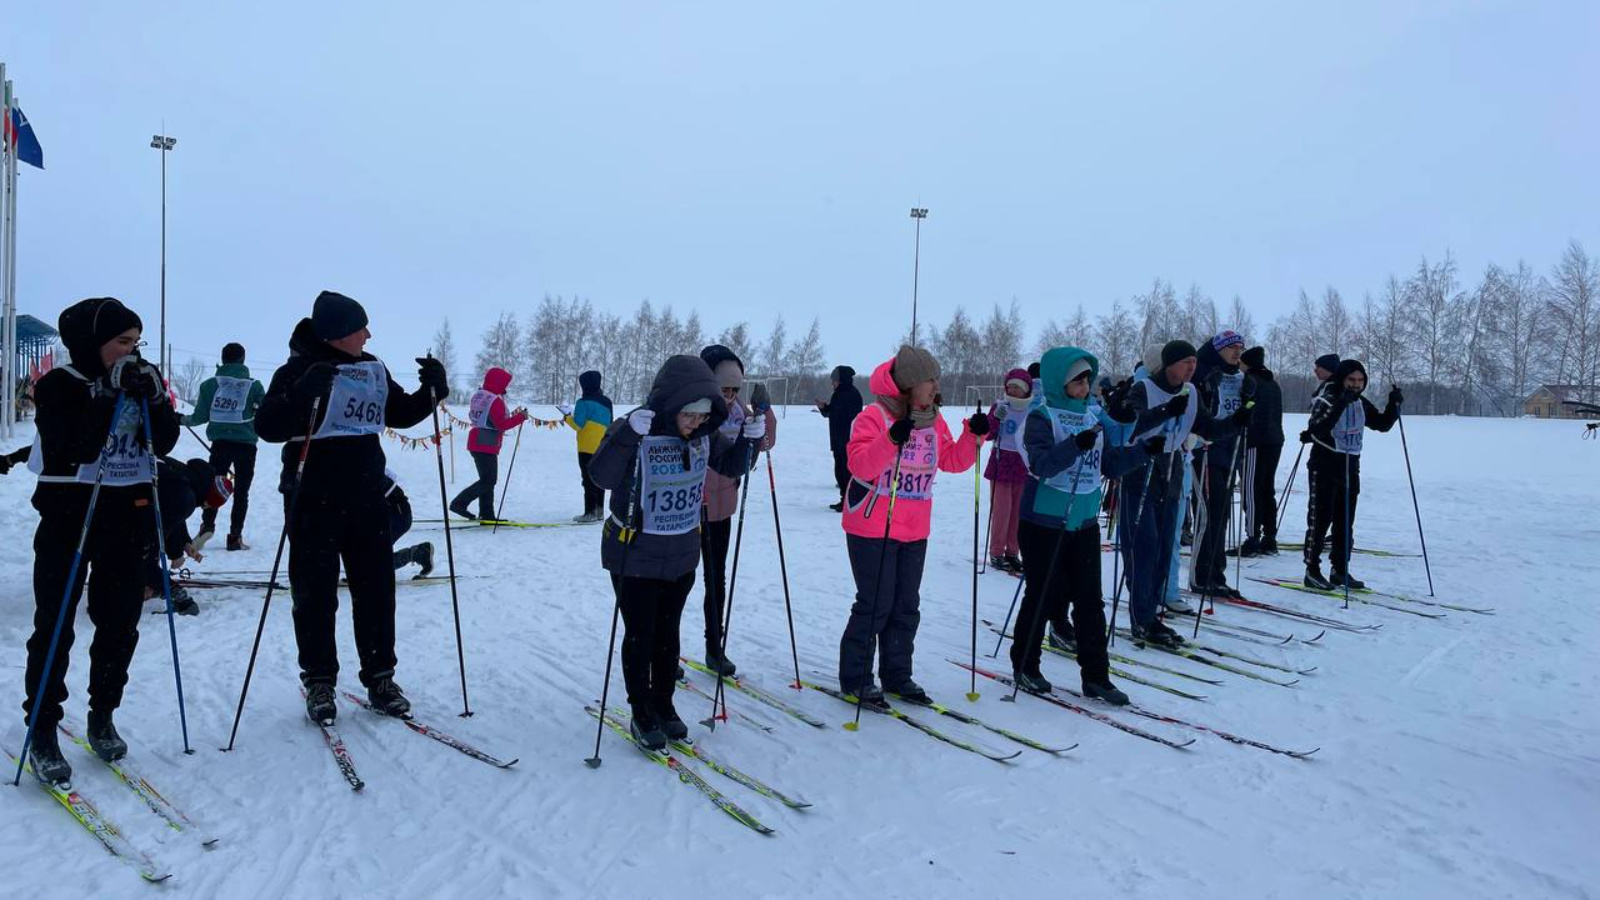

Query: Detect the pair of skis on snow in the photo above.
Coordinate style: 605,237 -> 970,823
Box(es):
302,688 -> 519,793
6,723 -> 219,883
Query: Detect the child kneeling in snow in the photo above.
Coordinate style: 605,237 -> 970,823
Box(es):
837,345 -> 986,706
589,355 -> 762,750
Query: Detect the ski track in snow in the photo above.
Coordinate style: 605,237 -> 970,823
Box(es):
1,409 -> 1596,899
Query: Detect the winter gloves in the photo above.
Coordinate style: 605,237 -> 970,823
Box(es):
888,417 -> 915,446
1073,428 -> 1099,450
1231,403 -> 1254,426
294,362 -> 338,400
742,416 -> 767,441
967,412 -> 991,438
1105,377 -> 1138,423
108,357 -> 163,400
628,408 -> 655,436
1158,390 -> 1190,420
1388,386 -> 1404,408
416,357 -> 449,400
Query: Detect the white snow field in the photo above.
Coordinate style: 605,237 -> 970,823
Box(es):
1,404 -> 1596,899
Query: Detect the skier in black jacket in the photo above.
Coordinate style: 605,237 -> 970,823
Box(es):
588,355 -> 761,750
254,291 -> 449,725
21,298 -> 178,784
1302,359 -> 1401,590
1236,346 -> 1285,556
1187,331 -> 1254,599
815,364 -> 863,511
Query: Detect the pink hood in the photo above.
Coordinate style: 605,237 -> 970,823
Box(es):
868,357 -> 900,400
481,367 -> 513,395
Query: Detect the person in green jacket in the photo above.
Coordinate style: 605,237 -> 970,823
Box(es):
184,342 -> 265,550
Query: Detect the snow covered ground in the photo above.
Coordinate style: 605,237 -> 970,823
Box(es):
1,404 -> 1596,899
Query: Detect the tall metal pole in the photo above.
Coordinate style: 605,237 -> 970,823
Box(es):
150,133 -> 176,374
909,207 -> 927,347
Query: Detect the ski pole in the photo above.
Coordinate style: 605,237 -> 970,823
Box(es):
427,379 -> 472,717
1342,448 -> 1353,610
491,425 -> 523,534
1197,434 -> 1246,638
184,423 -> 212,453
14,395 -> 128,786
989,572 -> 1024,658
1108,447 -> 1158,647
585,452 -> 642,768
703,439 -> 756,730
1275,441 -> 1304,539
1396,409 -> 1434,596
142,397 -> 193,755
968,404 -> 983,701
764,452 -> 803,691
845,451 -> 903,732
223,398 -> 319,753
978,435 -> 995,574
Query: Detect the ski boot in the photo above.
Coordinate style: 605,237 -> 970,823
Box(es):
1083,680 -> 1130,706
1304,564 -> 1334,591
305,683 -> 338,726
886,679 -> 930,705
1331,569 -> 1366,590
86,708 -> 128,762
448,501 -> 476,521
989,554 -> 1011,573
1259,536 -> 1279,555
412,542 -> 436,578
629,705 -> 668,751
170,583 -> 200,616
1014,671 -> 1053,695
654,698 -> 689,741
704,647 -> 738,678
367,678 -> 411,718
1163,596 -> 1195,614
226,533 -> 249,552
26,726 -> 72,786
1047,625 -> 1077,654
1003,554 -> 1023,573
847,682 -> 889,711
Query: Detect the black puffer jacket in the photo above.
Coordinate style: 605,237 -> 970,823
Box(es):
255,317 -> 440,496
591,355 -> 754,581
1245,366 -> 1285,447
820,365 -> 863,452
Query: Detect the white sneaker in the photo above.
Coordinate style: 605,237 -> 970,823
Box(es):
1162,597 -> 1194,614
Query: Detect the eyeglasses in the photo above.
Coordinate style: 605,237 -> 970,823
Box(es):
678,412 -> 710,423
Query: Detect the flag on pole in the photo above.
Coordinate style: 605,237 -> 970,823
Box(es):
10,107 -> 42,169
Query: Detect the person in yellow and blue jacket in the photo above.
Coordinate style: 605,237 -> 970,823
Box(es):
560,369 -> 614,522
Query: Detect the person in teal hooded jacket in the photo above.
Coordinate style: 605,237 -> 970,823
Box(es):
1009,347 -> 1148,702
184,342 -> 265,551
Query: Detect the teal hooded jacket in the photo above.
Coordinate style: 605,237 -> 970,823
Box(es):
184,363 -> 265,444
1019,347 -> 1149,531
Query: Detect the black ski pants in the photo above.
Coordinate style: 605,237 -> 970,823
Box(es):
578,451 -> 605,515
1243,442 -> 1283,543
201,439 -> 257,539
1304,455 -> 1361,572
451,451 -> 498,519
700,517 -> 733,653
23,490 -> 149,728
614,571 -> 694,710
1013,519 -> 1110,685
288,488 -> 398,688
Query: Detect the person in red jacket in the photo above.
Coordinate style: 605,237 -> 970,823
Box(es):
837,345 -> 987,706
450,367 -> 529,521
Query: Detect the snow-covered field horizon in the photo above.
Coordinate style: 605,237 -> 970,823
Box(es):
1,408 -> 1596,899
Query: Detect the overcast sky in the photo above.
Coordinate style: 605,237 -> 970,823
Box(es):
5,1 -> 1596,383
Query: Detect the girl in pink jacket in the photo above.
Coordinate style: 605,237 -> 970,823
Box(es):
837,345 -> 988,705
449,367 -> 528,521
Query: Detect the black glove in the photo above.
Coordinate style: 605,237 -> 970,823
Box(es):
109,357 -> 162,400
1240,375 -> 1258,402
1073,428 -> 1098,450
1299,429 -> 1312,444
416,356 -> 449,400
967,411 -> 991,437
1142,435 -> 1165,455
1388,385 -> 1404,408
294,362 -> 338,400
888,417 -> 915,446
1231,403 -> 1253,426
1158,391 -> 1190,420
1106,377 -> 1137,423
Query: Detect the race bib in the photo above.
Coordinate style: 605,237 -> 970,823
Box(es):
1334,401 -> 1365,455
1043,407 -> 1101,495
997,406 -> 1025,454
639,435 -> 708,535
1217,373 -> 1243,418
468,389 -> 496,429
79,400 -> 153,486
210,376 -> 254,424
877,421 -> 938,501
312,361 -> 390,440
